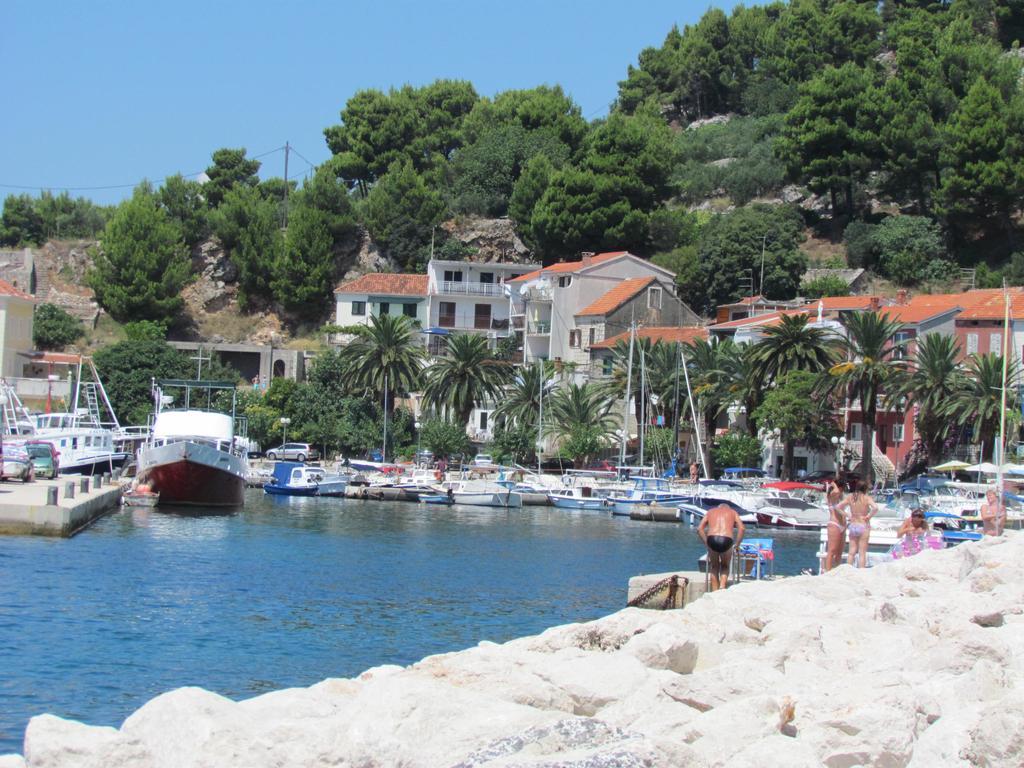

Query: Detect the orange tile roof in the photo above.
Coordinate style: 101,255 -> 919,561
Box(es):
709,311 -> 787,330
0,279 -> 34,301
507,251 -> 629,283
576,277 -> 656,317
334,273 -> 428,296
591,326 -> 708,350
956,289 -> 1024,320
23,351 -> 81,364
879,304 -> 960,325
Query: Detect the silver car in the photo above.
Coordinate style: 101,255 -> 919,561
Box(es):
265,443 -> 319,462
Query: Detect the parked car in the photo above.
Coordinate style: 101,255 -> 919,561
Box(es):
586,460 -> 617,472
539,457 -> 572,473
899,474 -> 948,493
0,444 -> 32,482
473,453 -> 494,467
415,449 -> 435,466
264,443 -> 319,462
24,441 -> 59,479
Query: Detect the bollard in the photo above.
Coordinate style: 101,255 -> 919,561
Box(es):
93,474 -> 101,489
102,472 -> 110,486
80,477 -> 89,494
46,486 -> 58,505
64,481 -> 75,500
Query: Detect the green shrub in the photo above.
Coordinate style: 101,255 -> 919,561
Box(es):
800,276 -> 850,298
33,304 -> 84,350
712,432 -> 762,471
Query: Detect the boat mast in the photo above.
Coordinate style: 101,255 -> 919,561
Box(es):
672,340 -> 682,472
619,321 -> 635,468
382,373 -> 389,463
537,362 -> 543,476
996,281 -> 1011,499
679,343 -> 709,479
639,343 -> 647,469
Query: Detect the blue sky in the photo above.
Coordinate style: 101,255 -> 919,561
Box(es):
2,1 -> 734,205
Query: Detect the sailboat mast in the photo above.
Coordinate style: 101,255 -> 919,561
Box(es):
619,323 -> 635,468
679,343 -> 709,479
672,341 -> 681,466
537,363 -> 543,476
996,283 -> 1011,497
639,345 -> 647,469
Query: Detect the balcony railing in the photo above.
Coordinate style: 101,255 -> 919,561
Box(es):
435,314 -> 512,332
437,281 -> 505,297
528,322 -> 551,334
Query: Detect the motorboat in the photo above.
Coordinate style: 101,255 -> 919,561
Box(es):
263,461 -> 348,497
608,477 -> 692,516
422,479 -> 522,508
547,488 -> 609,511
136,380 -> 248,507
122,484 -> 160,507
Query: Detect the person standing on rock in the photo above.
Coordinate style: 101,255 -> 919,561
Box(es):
824,476 -> 846,571
698,503 -> 745,591
980,489 -> 1006,536
835,481 -> 877,568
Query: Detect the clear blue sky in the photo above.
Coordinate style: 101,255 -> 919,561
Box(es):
2,0 -> 735,205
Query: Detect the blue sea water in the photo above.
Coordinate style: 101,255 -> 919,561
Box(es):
0,492 -> 821,753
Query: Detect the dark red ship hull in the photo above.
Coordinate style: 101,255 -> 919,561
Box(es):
142,459 -> 245,507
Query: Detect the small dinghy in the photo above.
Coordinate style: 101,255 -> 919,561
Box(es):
123,484 -> 160,507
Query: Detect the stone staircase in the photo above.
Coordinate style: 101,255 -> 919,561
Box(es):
846,440 -> 896,484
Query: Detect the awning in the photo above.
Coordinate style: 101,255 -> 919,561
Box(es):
930,460 -> 970,472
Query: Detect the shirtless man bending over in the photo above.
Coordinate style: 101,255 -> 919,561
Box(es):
698,503 -> 745,591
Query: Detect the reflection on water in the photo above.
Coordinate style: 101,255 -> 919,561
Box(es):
0,491 -> 821,752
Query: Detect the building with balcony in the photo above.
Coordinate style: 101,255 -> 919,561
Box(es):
423,258 -> 539,355
0,279 -> 35,379
507,251 -> 695,372
333,273 -> 429,330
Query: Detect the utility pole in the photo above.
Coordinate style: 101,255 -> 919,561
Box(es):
283,141 -> 290,228
759,234 -> 767,296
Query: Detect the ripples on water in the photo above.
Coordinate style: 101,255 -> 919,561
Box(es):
0,491 -> 822,752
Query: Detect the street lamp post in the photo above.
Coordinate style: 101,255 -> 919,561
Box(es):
831,435 -> 848,477
280,417 -> 291,448
415,421 -> 422,466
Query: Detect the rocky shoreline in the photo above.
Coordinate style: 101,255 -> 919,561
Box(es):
5,534 -> 1023,767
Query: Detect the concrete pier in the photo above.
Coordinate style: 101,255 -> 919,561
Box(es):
0,476 -> 122,537
627,570 -> 708,608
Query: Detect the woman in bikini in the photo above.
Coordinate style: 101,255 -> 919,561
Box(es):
835,480 -> 878,569
824,476 -> 846,571
890,508 -> 931,559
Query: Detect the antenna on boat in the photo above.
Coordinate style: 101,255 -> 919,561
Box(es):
191,348 -> 211,379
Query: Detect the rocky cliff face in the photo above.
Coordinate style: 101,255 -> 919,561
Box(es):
440,216 -> 532,264
9,534 -> 1024,767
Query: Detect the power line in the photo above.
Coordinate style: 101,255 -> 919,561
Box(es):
0,144 -> 290,194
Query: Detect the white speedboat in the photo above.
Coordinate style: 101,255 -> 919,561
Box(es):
423,479 -> 522,508
547,488 -> 609,511
136,380 -> 248,507
263,461 -> 348,497
608,477 -> 692,516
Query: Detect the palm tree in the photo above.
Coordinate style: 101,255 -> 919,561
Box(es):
719,341 -> 765,437
494,361 -> 553,429
544,383 -> 619,467
422,333 -> 512,429
340,313 -> 424,410
753,313 -> 836,384
890,333 -> 964,467
827,311 -> 905,486
946,352 -> 1021,462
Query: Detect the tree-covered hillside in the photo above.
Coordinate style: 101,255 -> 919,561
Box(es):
3,0 -> 1024,327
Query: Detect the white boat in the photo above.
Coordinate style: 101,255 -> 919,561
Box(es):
263,461 -> 348,497
609,477 -> 692,516
425,479 -> 522,508
547,488 -> 609,511
136,380 -> 248,507
32,412 -> 130,476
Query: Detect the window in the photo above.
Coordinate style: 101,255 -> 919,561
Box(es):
351,300 -> 365,316
893,424 -> 905,444
403,303 -> 417,318
479,412 -> 489,430
379,302 -> 390,315
647,287 -> 662,309
439,301 -> 456,328
991,332 -> 1003,354
588,327 -> 595,347
558,276 -> 572,288
443,270 -> 463,283
479,272 -> 494,284
966,333 -> 979,354
893,331 -> 911,360
849,423 -> 862,441
569,329 -> 581,348
602,357 -> 613,376
474,304 -> 492,329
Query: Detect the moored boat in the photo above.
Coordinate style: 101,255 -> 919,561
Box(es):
263,461 -> 349,497
136,380 -> 248,507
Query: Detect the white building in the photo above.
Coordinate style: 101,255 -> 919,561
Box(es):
333,274 -> 429,329
423,258 -> 539,355
508,251 -> 698,372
